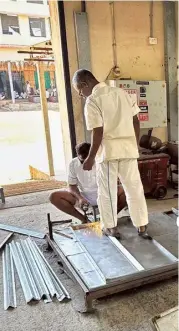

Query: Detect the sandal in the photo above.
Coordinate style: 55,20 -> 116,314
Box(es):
138,226 -> 152,240
103,227 -> 121,239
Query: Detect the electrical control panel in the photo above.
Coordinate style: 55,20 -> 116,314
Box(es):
108,80 -> 167,129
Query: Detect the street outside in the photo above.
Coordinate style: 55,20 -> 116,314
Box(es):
0,110 -> 66,184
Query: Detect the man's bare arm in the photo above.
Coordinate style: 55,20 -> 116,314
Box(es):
68,184 -> 83,201
83,127 -> 103,171
69,184 -> 88,205
133,115 -> 140,145
88,126 -> 103,159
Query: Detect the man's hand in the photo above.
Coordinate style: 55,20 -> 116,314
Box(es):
133,115 -> 140,146
83,156 -> 94,171
78,197 -> 89,209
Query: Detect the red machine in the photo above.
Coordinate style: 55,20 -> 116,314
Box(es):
138,153 -> 169,199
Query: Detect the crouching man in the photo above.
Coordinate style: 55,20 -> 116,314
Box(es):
50,142 -> 126,223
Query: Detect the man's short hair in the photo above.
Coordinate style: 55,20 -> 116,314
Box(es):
75,142 -> 91,156
72,69 -> 96,86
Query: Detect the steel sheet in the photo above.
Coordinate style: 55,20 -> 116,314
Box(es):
75,228 -> 138,281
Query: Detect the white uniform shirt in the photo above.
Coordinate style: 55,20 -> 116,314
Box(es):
68,157 -> 97,206
85,82 -> 140,163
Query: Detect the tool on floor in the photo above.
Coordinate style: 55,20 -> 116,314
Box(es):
53,230 -> 73,240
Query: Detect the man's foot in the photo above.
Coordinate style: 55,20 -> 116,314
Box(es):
138,225 -> 152,240
103,226 -> 121,238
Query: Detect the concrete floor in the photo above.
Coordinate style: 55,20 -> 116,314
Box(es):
0,190 -> 178,331
0,111 -> 66,184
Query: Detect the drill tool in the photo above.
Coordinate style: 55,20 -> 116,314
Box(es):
82,203 -> 89,219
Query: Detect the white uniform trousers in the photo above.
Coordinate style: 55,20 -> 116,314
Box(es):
96,159 -> 148,229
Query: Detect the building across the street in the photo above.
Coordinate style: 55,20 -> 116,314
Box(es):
0,0 -> 56,100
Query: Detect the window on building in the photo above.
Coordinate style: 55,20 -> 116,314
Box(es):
27,0 -> 43,4
29,18 -> 46,37
1,14 -> 20,35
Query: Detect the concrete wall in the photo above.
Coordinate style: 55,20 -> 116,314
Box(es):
63,1 -> 167,143
87,1 -> 165,82
64,1 -> 165,81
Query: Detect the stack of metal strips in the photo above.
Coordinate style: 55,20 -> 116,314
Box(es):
3,238 -> 70,310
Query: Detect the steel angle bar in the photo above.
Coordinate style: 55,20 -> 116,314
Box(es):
0,223 -> 45,239
10,241 -> 38,303
27,238 -> 70,300
26,238 -> 57,297
28,238 -> 70,300
0,232 -> 13,251
15,242 -> 41,301
3,244 -> 17,310
32,239 -> 70,299
152,239 -> 178,262
109,236 -> 145,272
44,269 -> 65,302
20,240 -> 52,303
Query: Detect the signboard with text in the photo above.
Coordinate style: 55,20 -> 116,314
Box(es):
108,80 -> 167,129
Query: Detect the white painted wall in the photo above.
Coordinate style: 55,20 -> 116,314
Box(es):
0,0 -> 49,18
0,0 -> 50,50
0,15 -> 51,47
0,48 -> 29,61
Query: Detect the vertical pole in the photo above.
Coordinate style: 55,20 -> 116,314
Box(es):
57,1 -> 77,157
7,62 -> 15,104
37,62 -> 55,176
74,11 -> 91,143
163,1 -> 178,141
47,213 -> 53,240
48,0 -> 73,170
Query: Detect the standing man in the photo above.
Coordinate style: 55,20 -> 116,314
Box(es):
72,69 -> 149,238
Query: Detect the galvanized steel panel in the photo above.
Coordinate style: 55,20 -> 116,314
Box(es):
53,232 -> 83,256
75,228 -> 138,281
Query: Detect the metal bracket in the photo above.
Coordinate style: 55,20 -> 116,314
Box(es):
47,213 -> 72,241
